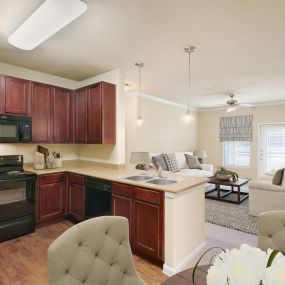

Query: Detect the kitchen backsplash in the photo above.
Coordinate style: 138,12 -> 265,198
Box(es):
0,144 -> 80,163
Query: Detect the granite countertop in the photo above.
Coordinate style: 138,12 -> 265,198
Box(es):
24,160 -> 207,193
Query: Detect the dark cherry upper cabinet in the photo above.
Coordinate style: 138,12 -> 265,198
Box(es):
132,187 -> 164,262
0,76 -> 31,116
38,173 -> 66,222
52,87 -> 73,143
74,88 -> 88,143
99,82 -> 116,144
68,174 -> 85,221
74,82 -> 116,144
87,85 -> 101,143
32,82 -> 52,143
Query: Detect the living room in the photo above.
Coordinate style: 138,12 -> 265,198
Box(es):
1,1 -> 285,285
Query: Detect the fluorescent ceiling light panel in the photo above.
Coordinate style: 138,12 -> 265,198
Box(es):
8,0 -> 87,50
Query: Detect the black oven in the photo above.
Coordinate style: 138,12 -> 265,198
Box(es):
0,114 -> 32,143
0,175 -> 36,242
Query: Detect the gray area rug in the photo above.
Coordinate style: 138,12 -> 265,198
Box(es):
205,195 -> 258,235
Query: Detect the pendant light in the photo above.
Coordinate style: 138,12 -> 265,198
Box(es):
182,46 -> 196,123
135,62 -> 144,126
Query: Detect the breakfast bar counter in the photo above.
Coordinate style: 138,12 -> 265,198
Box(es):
25,159 -> 206,275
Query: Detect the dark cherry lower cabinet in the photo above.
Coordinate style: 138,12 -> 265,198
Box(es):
37,173 -> 85,223
38,173 -> 66,222
68,174 -> 85,221
111,183 -> 164,264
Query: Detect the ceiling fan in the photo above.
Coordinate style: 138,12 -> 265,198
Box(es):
217,94 -> 255,112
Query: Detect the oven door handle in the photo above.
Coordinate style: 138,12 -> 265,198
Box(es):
0,176 -> 36,183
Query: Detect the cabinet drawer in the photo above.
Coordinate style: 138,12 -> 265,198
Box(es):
68,173 -> 85,185
112,183 -> 132,198
133,187 -> 160,204
39,173 -> 65,185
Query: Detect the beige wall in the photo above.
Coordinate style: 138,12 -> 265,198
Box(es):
0,62 -> 125,165
126,94 -> 197,163
198,104 -> 285,179
0,144 -> 80,163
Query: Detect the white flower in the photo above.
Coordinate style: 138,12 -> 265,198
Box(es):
264,266 -> 285,285
226,260 -> 262,285
264,252 -> 285,285
207,264 -> 228,285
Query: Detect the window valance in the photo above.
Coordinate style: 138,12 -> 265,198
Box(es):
220,115 -> 253,142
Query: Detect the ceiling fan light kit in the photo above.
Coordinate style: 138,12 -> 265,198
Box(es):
182,46 -> 196,124
218,93 -> 255,113
8,0 -> 87,50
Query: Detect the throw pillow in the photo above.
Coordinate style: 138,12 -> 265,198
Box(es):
185,154 -> 202,170
152,153 -> 168,171
164,153 -> 179,172
272,168 -> 285,186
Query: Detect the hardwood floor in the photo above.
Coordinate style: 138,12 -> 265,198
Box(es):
0,219 -> 167,285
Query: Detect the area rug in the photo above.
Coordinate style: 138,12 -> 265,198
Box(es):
205,195 -> 258,235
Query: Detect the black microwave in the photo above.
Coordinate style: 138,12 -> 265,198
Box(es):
0,115 -> 32,143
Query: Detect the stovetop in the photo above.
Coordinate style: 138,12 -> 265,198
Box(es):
0,155 -> 36,180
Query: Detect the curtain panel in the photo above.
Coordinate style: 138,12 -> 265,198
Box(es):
220,115 -> 253,142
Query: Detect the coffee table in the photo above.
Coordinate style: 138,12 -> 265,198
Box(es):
161,265 -> 207,285
205,177 -> 251,204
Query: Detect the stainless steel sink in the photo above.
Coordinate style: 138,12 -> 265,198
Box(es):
146,178 -> 178,185
124,175 -> 154,181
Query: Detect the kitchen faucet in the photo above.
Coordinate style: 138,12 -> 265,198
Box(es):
154,161 -> 163,178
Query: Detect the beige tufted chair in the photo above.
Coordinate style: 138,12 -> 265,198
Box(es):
47,216 -> 147,285
258,210 -> 285,253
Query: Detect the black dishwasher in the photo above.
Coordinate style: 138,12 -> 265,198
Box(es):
85,177 -> 112,218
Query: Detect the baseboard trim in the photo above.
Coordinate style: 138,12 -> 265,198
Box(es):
162,241 -> 206,276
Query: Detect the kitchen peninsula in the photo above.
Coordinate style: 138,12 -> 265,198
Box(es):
25,160 -> 207,276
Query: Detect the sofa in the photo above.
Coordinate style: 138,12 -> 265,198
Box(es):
249,172 -> 285,216
150,152 -> 213,178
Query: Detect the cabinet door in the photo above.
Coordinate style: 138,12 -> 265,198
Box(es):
101,82 -> 116,144
0,76 -> 31,115
32,83 -> 52,143
74,88 -> 87,143
112,194 -> 132,236
52,87 -> 73,143
68,183 -> 85,221
39,182 -> 65,222
87,84 -> 101,143
132,187 -> 164,261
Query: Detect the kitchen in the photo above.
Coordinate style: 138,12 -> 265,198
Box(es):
0,70 -> 206,277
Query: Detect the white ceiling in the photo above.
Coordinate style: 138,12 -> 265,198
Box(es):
1,0 -> 285,108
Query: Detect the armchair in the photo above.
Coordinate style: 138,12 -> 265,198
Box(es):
249,174 -> 285,216
258,210 -> 285,253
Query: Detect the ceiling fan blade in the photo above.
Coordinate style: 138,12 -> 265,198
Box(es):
211,105 -> 227,110
237,103 -> 255,109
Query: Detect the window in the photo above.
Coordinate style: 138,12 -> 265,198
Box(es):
223,141 -> 250,167
260,124 -> 285,173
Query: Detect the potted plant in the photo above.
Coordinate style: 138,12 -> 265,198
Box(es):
214,167 -> 239,181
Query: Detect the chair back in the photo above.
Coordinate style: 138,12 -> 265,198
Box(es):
48,216 -> 145,285
258,210 -> 285,253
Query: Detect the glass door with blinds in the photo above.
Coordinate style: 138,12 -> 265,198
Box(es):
259,124 -> 285,175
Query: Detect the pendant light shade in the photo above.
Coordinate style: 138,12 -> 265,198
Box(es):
182,46 -> 196,124
135,62 -> 144,126
8,0 -> 87,50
